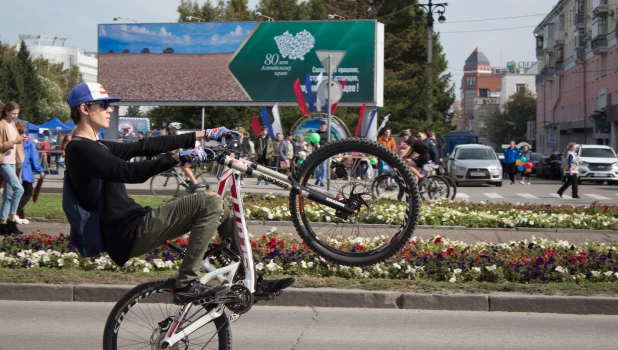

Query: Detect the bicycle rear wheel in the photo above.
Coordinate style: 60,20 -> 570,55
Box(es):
150,171 -> 180,197
102,279 -> 231,350
440,175 -> 457,200
426,175 -> 450,200
289,138 -> 420,266
372,174 -> 403,201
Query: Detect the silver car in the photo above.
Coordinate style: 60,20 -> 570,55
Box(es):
446,144 -> 503,186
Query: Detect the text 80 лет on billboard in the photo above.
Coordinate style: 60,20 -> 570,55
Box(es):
98,20 -> 384,106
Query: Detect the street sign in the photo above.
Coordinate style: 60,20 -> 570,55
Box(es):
316,50 -> 346,75
317,80 -> 343,105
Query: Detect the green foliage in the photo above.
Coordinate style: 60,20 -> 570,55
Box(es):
17,41 -> 45,123
487,89 -> 537,147
36,76 -> 70,122
125,106 -> 142,117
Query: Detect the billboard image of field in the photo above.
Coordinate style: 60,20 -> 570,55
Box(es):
98,21 -> 383,106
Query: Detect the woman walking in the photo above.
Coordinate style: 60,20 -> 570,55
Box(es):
0,101 -> 26,235
557,142 -> 580,199
15,121 -> 45,225
519,145 -> 532,185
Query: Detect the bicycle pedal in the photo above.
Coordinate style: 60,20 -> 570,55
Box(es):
253,290 -> 282,301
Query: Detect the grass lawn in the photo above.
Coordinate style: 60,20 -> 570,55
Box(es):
26,194 -> 172,220
2,268 -> 618,297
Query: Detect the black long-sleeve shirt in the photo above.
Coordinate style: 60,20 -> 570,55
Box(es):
65,133 -> 196,266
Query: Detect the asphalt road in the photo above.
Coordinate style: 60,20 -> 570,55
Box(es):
38,173 -> 618,205
1,301 -> 617,350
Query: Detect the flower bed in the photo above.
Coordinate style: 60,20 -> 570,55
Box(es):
2,231 -> 618,285
242,195 -> 618,230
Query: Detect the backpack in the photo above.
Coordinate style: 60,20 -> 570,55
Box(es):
62,138 -> 107,257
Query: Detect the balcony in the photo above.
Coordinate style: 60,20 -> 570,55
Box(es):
576,12 -> 585,29
536,74 -> 544,86
592,35 -> 608,53
555,61 -> 564,75
576,48 -> 585,63
536,47 -> 543,59
593,0 -> 609,16
543,67 -> 555,78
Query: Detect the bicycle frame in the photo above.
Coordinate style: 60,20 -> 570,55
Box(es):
160,153 -> 357,348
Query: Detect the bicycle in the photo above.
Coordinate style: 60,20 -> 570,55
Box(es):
103,136 -> 420,350
372,162 -> 456,201
150,164 -> 219,197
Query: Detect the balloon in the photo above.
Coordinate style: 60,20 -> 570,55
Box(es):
309,133 -> 320,144
524,162 -> 533,169
515,160 -> 523,166
370,158 -> 378,165
517,165 -> 524,172
520,156 -> 527,163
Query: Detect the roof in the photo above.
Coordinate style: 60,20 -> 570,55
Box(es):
465,47 -> 490,66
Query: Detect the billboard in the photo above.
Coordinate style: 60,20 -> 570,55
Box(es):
98,21 -> 383,106
118,117 -> 151,133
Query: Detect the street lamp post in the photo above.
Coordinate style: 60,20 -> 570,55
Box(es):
255,12 -> 274,22
415,1 -> 448,123
113,17 -> 137,23
327,14 -> 346,20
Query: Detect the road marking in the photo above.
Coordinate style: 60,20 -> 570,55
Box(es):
584,194 -> 611,200
549,193 -> 572,199
455,193 -> 470,199
483,193 -> 503,199
518,193 -> 538,199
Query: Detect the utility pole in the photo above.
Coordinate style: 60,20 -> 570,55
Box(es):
415,1 -> 448,123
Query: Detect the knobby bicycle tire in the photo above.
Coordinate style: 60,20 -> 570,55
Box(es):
438,175 -> 457,200
371,174 -> 404,201
289,138 -> 421,266
426,175 -> 450,201
102,279 -> 231,350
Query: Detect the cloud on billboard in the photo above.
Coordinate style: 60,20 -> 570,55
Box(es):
98,22 -> 256,54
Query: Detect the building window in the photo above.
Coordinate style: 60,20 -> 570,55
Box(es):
516,84 -> 526,93
483,99 -> 487,104
478,121 -> 487,128
479,88 -> 489,97
478,132 -> 488,139
602,55 -> 607,76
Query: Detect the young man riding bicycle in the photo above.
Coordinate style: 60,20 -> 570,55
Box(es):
64,83 -> 293,304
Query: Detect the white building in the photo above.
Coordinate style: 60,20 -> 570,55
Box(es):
19,35 -> 98,83
500,67 -> 538,111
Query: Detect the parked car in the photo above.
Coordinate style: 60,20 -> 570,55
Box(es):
537,152 -> 563,179
446,144 -> 503,186
535,156 -> 549,177
163,47 -> 174,53
122,49 -> 130,53
141,48 -> 150,53
562,144 -> 618,185
530,152 -> 544,175
107,49 -> 114,53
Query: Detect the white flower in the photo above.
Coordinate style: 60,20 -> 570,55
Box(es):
255,262 -> 264,271
392,263 -> 402,270
449,276 -> 457,283
143,267 -> 150,273
453,268 -> 462,274
307,262 -> 314,268
604,271 -> 613,277
486,264 -> 497,272
270,227 -> 277,233
591,271 -> 600,277
473,267 -> 481,273
555,266 -> 566,274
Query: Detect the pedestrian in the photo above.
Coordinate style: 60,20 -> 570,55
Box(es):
428,130 -> 443,173
557,142 -> 580,199
60,134 -> 72,158
0,101 -> 26,235
503,140 -> 519,185
15,121 -> 45,225
311,121 -> 329,187
377,128 -> 396,182
271,133 -> 282,172
255,126 -> 273,185
236,127 -> 250,185
519,145 -> 532,185
279,132 -> 294,175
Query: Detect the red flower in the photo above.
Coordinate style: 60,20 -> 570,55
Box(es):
261,235 -> 267,241
545,249 -> 555,258
434,237 -> 442,244
292,246 -> 298,252
269,237 -> 277,249
302,242 -> 307,247
412,241 -> 418,247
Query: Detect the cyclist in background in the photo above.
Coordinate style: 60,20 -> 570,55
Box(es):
169,122 -> 200,192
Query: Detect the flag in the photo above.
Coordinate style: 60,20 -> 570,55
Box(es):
293,78 -> 309,116
251,115 -> 262,136
363,109 -> 378,139
305,73 -> 314,113
260,107 -> 275,139
376,114 -> 391,135
315,72 -> 323,111
331,79 -> 347,114
272,103 -> 283,136
355,102 -> 367,137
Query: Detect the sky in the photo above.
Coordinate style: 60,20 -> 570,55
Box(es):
3,0 -> 557,97
98,22 -> 255,53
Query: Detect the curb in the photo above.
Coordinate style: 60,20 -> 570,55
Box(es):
1,283 -> 617,315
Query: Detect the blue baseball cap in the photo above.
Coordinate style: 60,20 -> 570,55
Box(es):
67,82 -> 121,109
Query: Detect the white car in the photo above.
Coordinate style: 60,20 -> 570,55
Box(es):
446,144 -> 503,186
562,144 -> 618,184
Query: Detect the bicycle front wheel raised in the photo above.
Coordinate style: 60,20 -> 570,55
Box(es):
150,171 -> 180,197
102,279 -> 231,350
290,138 -> 420,266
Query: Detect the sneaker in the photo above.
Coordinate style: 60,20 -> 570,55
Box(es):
173,280 -> 230,305
21,218 -> 30,225
319,182 -> 325,187
557,191 -> 563,198
257,179 -> 262,185
315,179 -> 320,186
527,182 -> 531,185
511,182 -> 515,185
265,182 -> 269,185
6,220 -> 23,235
240,181 -> 245,185
519,181 -> 525,184
255,276 -> 295,296
14,215 -> 23,225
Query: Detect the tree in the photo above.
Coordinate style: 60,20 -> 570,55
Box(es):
0,44 -> 24,104
126,106 -> 142,117
36,75 -> 70,122
487,89 -> 537,147
17,41 -> 44,121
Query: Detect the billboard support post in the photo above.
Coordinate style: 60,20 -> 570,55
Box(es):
201,107 -> 205,131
